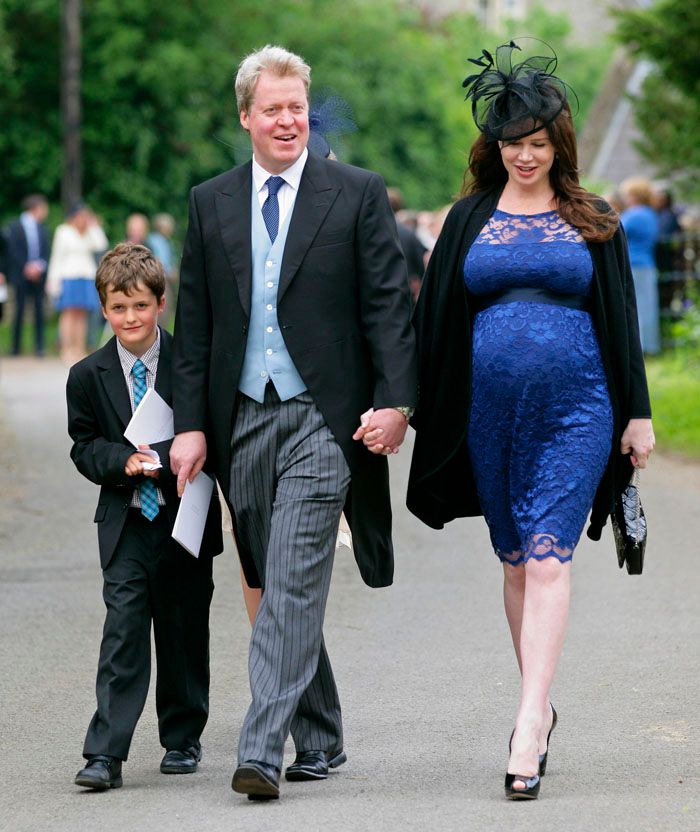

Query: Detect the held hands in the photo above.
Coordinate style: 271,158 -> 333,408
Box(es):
352,407 -> 409,455
170,430 -> 207,496
124,445 -> 161,478
620,418 -> 655,468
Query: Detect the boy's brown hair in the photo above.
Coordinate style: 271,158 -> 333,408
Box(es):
95,242 -> 166,305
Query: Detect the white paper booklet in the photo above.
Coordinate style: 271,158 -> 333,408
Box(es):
124,387 -> 174,447
172,472 -> 214,558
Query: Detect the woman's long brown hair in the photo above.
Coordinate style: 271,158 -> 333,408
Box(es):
462,104 -> 618,243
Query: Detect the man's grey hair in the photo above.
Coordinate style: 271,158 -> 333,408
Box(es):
235,44 -> 311,114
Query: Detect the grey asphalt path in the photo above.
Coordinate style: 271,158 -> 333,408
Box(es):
1,356 -> 698,832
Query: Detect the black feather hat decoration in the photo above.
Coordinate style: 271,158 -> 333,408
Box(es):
462,39 -> 572,142
307,92 -> 357,158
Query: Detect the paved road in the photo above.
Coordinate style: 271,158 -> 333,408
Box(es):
1,356 -> 698,832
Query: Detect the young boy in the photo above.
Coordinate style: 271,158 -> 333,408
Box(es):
67,242 -> 222,790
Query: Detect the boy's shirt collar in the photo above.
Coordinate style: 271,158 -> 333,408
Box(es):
116,326 -> 161,380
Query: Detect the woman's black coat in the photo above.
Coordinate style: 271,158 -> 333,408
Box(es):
407,187 -> 651,542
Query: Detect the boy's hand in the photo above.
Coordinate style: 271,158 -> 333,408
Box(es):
137,444 -> 161,477
124,451 -> 157,476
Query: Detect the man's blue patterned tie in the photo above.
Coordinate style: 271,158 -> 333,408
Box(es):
131,359 -> 159,521
261,176 -> 285,243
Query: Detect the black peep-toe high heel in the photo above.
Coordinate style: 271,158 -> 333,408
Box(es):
505,703 -> 557,799
539,705 -> 558,777
505,771 -> 541,800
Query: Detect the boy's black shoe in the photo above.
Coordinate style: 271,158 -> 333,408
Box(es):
160,745 -> 202,774
75,755 -> 123,790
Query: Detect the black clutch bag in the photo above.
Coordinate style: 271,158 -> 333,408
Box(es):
611,468 -> 647,575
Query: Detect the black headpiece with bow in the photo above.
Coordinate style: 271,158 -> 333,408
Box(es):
462,39 -> 570,142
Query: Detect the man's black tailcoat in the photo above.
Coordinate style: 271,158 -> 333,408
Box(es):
173,154 -> 418,588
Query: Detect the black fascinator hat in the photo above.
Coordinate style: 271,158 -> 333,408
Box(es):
462,39 -> 572,142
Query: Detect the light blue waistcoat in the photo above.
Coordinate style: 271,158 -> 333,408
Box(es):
238,185 -> 308,403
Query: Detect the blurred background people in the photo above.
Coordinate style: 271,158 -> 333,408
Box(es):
147,213 -> 176,275
47,204 -> 108,365
125,212 -> 149,245
427,205 -> 450,257
5,194 -> 50,357
653,186 -> 682,240
415,210 -> 437,252
602,189 -> 624,216
652,185 -> 683,275
0,226 -> 7,325
620,177 -> 661,355
387,187 -> 427,306
86,212 -> 109,350
147,213 -> 178,326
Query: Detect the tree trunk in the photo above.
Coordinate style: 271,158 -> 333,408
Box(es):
61,0 -> 82,212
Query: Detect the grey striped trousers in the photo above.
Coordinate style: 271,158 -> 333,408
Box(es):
229,387 -> 351,769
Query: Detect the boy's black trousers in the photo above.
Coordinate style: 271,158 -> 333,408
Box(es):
82,509 -> 214,761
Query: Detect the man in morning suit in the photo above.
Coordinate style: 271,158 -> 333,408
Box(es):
170,45 -> 418,800
5,194 -> 50,356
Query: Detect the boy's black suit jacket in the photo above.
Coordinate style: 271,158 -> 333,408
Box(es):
67,328 -> 223,569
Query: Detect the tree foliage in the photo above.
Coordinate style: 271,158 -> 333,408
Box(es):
504,4 -> 611,128
614,0 -> 700,194
0,0 -> 610,236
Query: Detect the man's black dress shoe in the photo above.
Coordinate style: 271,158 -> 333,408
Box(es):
74,755 -> 123,790
232,760 -> 280,800
285,748 -> 347,781
160,745 -> 202,774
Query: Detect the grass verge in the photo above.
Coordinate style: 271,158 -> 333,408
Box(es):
646,353 -> 700,459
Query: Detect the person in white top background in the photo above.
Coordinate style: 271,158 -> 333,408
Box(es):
47,203 -> 108,365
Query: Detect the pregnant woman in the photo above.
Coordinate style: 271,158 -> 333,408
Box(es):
404,41 -> 655,800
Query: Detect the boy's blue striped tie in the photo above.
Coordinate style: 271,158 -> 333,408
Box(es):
131,359 -> 159,521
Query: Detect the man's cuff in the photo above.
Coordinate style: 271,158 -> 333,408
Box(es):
393,406 -> 415,421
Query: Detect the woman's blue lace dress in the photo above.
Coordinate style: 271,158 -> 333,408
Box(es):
464,210 -> 613,565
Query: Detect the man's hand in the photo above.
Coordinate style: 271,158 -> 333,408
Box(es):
23,262 -> 43,281
352,407 -> 408,455
620,418 -> 655,469
170,430 -> 207,496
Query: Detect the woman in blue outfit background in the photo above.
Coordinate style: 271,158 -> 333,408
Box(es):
404,41 -> 655,800
620,176 -> 661,355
